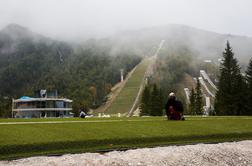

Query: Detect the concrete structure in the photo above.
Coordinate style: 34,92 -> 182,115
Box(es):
120,69 -> 124,82
203,96 -> 211,115
200,70 -> 218,90
12,90 -> 73,118
198,77 -> 215,98
184,88 -> 190,104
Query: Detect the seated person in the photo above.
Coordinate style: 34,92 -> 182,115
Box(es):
165,92 -> 184,120
79,110 -> 86,118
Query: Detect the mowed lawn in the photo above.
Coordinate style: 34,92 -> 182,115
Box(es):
0,116 -> 252,160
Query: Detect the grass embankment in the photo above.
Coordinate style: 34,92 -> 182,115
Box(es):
105,58 -> 151,115
0,116 -> 252,160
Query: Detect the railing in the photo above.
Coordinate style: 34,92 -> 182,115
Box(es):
13,108 -> 72,111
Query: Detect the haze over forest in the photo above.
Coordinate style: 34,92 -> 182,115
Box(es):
1,0 -> 252,117
1,0 -> 252,63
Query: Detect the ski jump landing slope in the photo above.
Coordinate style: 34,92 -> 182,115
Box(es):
105,40 -> 165,116
105,58 -> 152,115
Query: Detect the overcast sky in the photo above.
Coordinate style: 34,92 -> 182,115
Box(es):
0,0 -> 251,40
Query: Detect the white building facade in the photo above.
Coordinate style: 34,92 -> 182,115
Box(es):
12,90 -> 73,118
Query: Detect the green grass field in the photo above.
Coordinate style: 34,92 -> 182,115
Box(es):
0,116 -> 251,160
105,58 -> 151,115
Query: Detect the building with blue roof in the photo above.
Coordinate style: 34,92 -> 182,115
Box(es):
12,90 -> 73,118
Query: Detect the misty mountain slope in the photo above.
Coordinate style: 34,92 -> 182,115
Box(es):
0,24 -> 142,117
110,24 -> 252,63
0,24 -> 72,66
0,24 -> 73,95
0,24 -> 61,55
0,23 -> 251,116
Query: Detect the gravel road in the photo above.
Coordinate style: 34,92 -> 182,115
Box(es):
1,140 -> 252,166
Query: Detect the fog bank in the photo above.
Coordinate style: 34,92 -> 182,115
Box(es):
0,0 -> 252,40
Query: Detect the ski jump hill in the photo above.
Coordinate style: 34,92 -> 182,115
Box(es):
96,40 -> 165,117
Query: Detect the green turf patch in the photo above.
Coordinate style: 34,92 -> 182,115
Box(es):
0,116 -> 251,160
106,58 -> 152,115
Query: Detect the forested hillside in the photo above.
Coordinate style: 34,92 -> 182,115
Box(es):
148,41 -> 252,116
1,24 -> 252,117
0,24 -> 141,117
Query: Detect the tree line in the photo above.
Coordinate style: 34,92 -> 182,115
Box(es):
188,78 -> 204,115
140,42 -> 252,116
215,41 -> 252,115
140,83 -> 163,116
0,37 -> 142,117
140,46 -> 196,116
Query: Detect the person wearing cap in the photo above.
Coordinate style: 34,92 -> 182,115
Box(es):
165,92 -> 184,120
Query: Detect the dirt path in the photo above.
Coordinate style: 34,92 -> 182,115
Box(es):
2,140 -> 251,166
0,118 -> 165,125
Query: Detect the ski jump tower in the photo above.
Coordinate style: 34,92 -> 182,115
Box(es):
120,69 -> 124,82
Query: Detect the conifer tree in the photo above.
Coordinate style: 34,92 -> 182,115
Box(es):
149,84 -> 163,116
245,58 -> 252,115
235,75 -> 248,115
195,78 -> 203,115
189,88 -> 196,115
215,41 -> 243,115
140,85 -> 150,116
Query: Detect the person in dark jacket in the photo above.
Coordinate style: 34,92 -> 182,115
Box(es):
165,92 -> 184,120
79,108 -> 86,118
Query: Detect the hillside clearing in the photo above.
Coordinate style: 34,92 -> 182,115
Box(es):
105,58 -> 152,115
